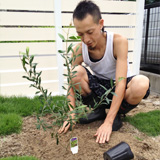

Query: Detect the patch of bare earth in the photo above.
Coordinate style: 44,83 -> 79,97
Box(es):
0,93 -> 160,160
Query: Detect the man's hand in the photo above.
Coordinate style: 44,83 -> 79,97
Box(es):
58,114 -> 76,134
58,121 -> 71,134
94,122 -> 112,143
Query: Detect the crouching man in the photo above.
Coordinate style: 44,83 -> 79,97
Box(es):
59,0 -> 150,143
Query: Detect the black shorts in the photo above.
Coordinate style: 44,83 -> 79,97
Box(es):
81,67 -> 150,114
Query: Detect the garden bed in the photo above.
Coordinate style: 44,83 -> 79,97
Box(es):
0,93 -> 160,160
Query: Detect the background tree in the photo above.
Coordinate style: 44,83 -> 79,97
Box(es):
145,0 -> 159,4
127,0 -> 159,5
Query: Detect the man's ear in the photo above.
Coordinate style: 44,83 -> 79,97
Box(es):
99,19 -> 104,30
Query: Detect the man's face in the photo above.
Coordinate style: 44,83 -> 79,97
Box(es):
73,14 -> 103,50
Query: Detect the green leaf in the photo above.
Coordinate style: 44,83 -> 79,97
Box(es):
52,104 -> 56,111
62,86 -> 67,90
60,53 -> 65,59
36,124 -> 41,130
26,47 -> 29,56
110,79 -> 114,87
111,92 -> 117,96
49,92 -> 52,96
22,54 -> 27,58
105,98 -> 110,104
63,73 -> 68,77
73,110 -> 84,114
68,57 -> 73,64
29,55 -> 34,64
29,84 -> 37,88
22,76 -> 29,79
39,77 -> 41,84
76,45 -> 80,52
72,71 -> 77,75
58,33 -> 65,41
67,85 -> 73,93
69,36 -> 77,40
51,133 -> 54,138
32,63 -> 38,67
76,53 -> 82,58
100,84 -> 108,91
19,51 -> 26,56
76,105 -> 87,109
33,63 -> 38,74
72,83 -> 80,88
23,67 -> 27,72
29,69 -> 32,77
65,122 -> 70,128
118,77 -> 125,82
67,77 -> 70,84
58,50 -> 65,53
37,71 -> 42,78
67,43 -> 74,53
46,124 -> 52,129
69,103 -> 74,110
43,89 -> 47,95
77,36 -> 81,39
42,125 -> 46,131
22,57 -> 26,68
104,88 -> 112,96
72,64 -> 78,70
56,133 -> 59,145
25,77 -> 35,82
35,91 -> 40,94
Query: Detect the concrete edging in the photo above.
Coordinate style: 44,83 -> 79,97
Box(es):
140,70 -> 160,94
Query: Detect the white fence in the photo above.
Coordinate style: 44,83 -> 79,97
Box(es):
0,0 -> 145,97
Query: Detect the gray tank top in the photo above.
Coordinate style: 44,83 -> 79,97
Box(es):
82,31 -> 130,80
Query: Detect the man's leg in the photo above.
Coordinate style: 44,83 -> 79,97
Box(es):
71,65 -> 105,108
119,75 -> 150,114
113,75 -> 150,131
124,75 -> 150,104
72,66 -> 108,123
71,65 -> 91,96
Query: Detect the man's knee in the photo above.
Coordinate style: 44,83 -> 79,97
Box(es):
72,65 -> 86,83
129,75 -> 150,97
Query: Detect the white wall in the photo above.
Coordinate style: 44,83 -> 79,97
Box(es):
0,0 -> 144,96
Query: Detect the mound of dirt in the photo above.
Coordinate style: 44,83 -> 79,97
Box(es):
0,93 -> 160,160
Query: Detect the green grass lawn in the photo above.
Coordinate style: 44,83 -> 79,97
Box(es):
0,96 -> 66,116
0,96 -> 42,116
0,156 -> 38,160
0,113 -> 22,136
0,95 -> 66,136
124,110 -> 160,137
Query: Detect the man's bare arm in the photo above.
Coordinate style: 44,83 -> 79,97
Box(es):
95,34 -> 128,143
105,34 -> 128,125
